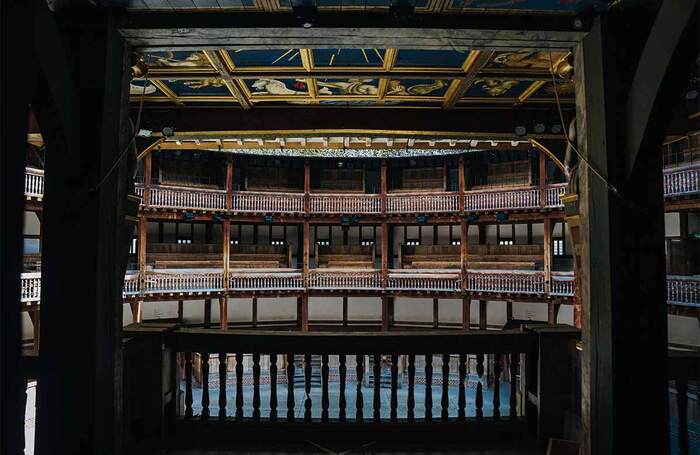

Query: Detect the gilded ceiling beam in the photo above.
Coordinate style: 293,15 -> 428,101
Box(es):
202,50 -> 252,110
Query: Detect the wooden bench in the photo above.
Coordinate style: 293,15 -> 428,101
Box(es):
230,245 -> 291,269
317,245 -> 374,269
400,244 -> 544,270
147,243 -> 291,269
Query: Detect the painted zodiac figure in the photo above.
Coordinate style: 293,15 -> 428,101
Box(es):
474,79 -> 519,96
387,79 -> 446,96
149,51 -> 210,67
316,79 -> 378,95
251,79 -> 307,95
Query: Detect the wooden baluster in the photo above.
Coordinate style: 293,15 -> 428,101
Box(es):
441,354 -> 450,421
407,354 -> 415,422
476,353 -> 484,419
185,352 -> 193,419
338,354 -> 347,422
373,354 -> 381,422
425,354 -> 433,421
235,352 -> 244,420
458,353 -> 467,420
218,352 -> 227,419
390,354 -> 399,422
287,354 -> 295,421
509,352 -> 519,418
321,354 -> 329,422
356,354 -> 364,422
269,354 -> 278,421
493,353 -> 502,419
201,353 -> 210,419
304,353 -> 312,422
252,353 -> 261,421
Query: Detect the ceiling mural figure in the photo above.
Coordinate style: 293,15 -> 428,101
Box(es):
183,79 -> 225,90
252,78 -> 308,95
146,51 -> 210,67
387,80 -> 447,96
474,79 -> 520,96
492,51 -> 566,70
317,79 -> 378,95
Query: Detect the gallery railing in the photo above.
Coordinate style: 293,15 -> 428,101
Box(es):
122,325 -> 580,447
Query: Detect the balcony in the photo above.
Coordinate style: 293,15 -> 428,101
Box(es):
121,324 -> 580,451
20,271 -> 699,308
25,165 -> 699,216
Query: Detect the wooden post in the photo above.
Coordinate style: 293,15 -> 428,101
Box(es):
222,219 -> 230,289
177,300 -> 184,321
143,152 -> 152,207
462,298 -> 471,331
252,297 -> 258,328
381,296 -> 391,331
543,218 -> 552,294
299,295 -> 309,332
458,155 -> 466,213
342,296 -> 349,327
219,296 -> 228,330
433,298 -> 439,329
506,301 -> 513,323
130,301 -> 142,324
547,301 -> 558,325
303,159 -> 310,214
138,216 -> 147,294
479,300 -> 487,330
538,149 -> 546,208
380,159 -> 387,214
302,221 -> 310,286
225,157 -> 233,210
204,299 -> 212,329
460,219 -> 468,290
381,222 -> 389,287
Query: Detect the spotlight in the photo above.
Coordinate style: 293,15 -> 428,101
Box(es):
162,126 -> 175,137
514,125 -> 527,137
551,124 -> 563,134
130,55 -> 148,79
293,5 -> 317,28
534,123 -> 546,134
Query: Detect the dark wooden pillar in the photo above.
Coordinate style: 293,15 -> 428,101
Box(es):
1,3 -> 31,451
538,148 -> 546,208
574,7 -> 698,453
219,297 -> 228,330
301,220 -> 310,331
432,298 -> 439,329
136,216 -> 147,323
204,299 -> 212,329
252,297 -> 258,328
506,301 -> 513,323
33,7 -> 133,454
380,159 -> 387,213
225,157 -> 233,210
381,221 -> 390,331
479,300 -> 487,330
299,295 -> 309,332
303,159 -> 310,214
543,218 -> 552,294
458,155 -> 466,212
222,219 -> 230,288
462,298 -> 471,331
143,152 -> 152,207
460,219 -> 468,290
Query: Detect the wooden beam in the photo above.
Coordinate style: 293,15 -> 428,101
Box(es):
202,50 -> 252,110
479,300 -> 487,330
443,50 -> 494,109
538,146 -> 546,208
380,160 -> 387,213
142,151 -> 152,206
460,219 -> 468,290
120,15 -> 585,50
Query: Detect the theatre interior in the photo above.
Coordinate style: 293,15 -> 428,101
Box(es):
3,1 -> 700,454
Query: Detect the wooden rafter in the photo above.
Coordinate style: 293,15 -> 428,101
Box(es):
442,50 -> 494,109
203,50 -> 252,110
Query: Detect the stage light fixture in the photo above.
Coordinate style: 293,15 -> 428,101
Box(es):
534,123 -> 546,134
162,127 -> 175,138
514,126 -> 527,137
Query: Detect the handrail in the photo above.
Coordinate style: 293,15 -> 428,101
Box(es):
20,271 -> 697,305
26,166 -> 698,214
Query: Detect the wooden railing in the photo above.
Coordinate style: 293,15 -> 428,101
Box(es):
150,185 -> 227,211
122,325 -> 579,448
229,270 -> 304,291
27,168 -> 698,215
20,272 -> 41,303
387,270 -> 462,292
233,191 -> 305,214
667,276 -> 700,307
466,270 -> 545,295
25,168 -> 44,199
387,192 -> 460,213
464,187 -> 540,212
143,271 -> 224,294
21,271 -> 698,305
308,269 -> 382,290
310,193 -> 381,214
664,163 -> 700,196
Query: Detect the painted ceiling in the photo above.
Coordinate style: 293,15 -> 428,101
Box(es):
131,48 -> 575,109
120,0 -> 607,14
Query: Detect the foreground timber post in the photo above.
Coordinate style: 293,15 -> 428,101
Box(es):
34,6 -> 132,454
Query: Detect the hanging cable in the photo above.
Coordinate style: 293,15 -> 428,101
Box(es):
91,75 -> 149,193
